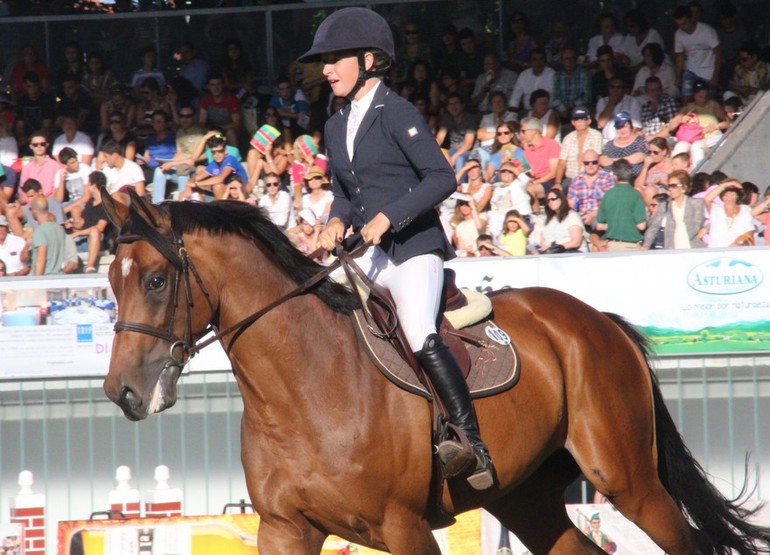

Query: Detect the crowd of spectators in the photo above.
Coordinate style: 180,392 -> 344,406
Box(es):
1,1 -> 770,276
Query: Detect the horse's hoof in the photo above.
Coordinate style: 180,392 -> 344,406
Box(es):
437,440 -> 476,477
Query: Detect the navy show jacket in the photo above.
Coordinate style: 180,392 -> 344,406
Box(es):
325,83 -> 457,264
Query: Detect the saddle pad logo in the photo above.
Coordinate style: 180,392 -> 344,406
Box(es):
485,324 -> 511,346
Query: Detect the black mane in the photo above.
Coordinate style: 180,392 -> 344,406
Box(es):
163,200 -> 359,314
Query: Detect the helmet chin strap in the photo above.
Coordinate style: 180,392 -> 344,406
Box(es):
346,50 -> 391,101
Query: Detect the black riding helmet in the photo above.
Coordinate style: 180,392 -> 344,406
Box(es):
298,7 -> 395,99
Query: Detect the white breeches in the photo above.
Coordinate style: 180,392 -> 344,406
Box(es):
347,246 -> 444,352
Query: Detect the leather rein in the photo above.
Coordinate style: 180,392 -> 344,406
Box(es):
113,212 -> 365,372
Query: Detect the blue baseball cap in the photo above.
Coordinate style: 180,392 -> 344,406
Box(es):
613,111 -> 632,128
571,106 -> 590,119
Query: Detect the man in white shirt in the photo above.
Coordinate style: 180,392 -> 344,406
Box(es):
596,77 -> 642,141
508,49 -> 555,114
674,4 -> 722,101
52,116 -> 95,166
0,215 -> 30,276
100,139 -> 146,198
470,52 -> 517,114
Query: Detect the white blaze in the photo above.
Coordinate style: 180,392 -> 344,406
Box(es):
121,257 -> 134,278
147,379 -> 164,415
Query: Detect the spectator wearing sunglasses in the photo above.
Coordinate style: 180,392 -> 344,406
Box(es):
20,131 -> 62,201
642,170 -> 706,250
258,172 -> 292,229
566,149 -> 615,230
151,104 -> 204,202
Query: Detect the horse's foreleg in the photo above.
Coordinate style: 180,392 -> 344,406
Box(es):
256,517 -> 327,555
380,513 -> 442,555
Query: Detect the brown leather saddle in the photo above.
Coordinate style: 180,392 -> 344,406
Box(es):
338,252 -> 520,401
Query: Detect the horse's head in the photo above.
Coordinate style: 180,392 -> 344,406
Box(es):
101,189 -> 212,421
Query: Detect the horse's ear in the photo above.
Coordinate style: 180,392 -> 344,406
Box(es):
100,186 -> 129,229
126,189 -> 171,233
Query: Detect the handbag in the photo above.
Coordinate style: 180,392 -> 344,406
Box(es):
675,113 -> 704,143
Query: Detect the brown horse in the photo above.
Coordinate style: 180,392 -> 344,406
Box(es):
101,190 -> 770,555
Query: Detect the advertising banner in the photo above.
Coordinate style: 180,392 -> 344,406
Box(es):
2,248 -> 769,379
448,248 -> 770,356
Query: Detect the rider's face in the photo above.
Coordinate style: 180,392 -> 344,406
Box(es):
323,50 -> 372,100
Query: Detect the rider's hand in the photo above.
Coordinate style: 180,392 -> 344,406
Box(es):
319,217 -> 346,250
361,212 -> 391,246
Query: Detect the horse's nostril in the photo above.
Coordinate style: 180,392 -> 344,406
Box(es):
120,386 -> 139,410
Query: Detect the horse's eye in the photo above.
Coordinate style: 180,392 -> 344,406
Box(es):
148,276 -> 166,290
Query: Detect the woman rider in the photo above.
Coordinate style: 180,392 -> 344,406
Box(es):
302,7 -> 494,489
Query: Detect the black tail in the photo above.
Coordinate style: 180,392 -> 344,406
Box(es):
605,312 -> 770,555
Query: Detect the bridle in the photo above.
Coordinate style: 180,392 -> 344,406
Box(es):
112,206 -> 364,373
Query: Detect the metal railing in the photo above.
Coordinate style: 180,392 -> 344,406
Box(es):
2,354 -> 770,552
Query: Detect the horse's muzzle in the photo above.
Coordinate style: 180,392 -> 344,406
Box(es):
119,385 -> 146,421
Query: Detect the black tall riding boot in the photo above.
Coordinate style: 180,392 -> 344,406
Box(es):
416,333 -> 494,490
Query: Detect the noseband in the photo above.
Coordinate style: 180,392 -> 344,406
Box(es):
113,209 -> 217,371
112,208 -> 358,372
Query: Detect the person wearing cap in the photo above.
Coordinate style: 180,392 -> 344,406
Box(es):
305,7 -> 494,489
555,106 -> 603,188
287,208 -> 326,263
300,165 -> 332,224
588,512 -> 617,553
0,214 -> 30,276
488,160 -> 532,238
596,77 -> 642,142
598,111 -> 648,178
596,159 -> 647,251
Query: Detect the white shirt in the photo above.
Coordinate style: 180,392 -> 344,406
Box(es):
674,22 -> 720,81
258,189 -> 292,229
59,164 -> 93,201
103,159 -> 145,194
596,95 -> 643,142
620,29 -> 665,68
347,80 -> 381,160
478,110 -> 517,148
0,136 -> 18,167
53,131 -> 95,163
0,232 -> 27,274
585,33 -> 625,62
508,67 -> 556,111
471,67 -> 518,113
